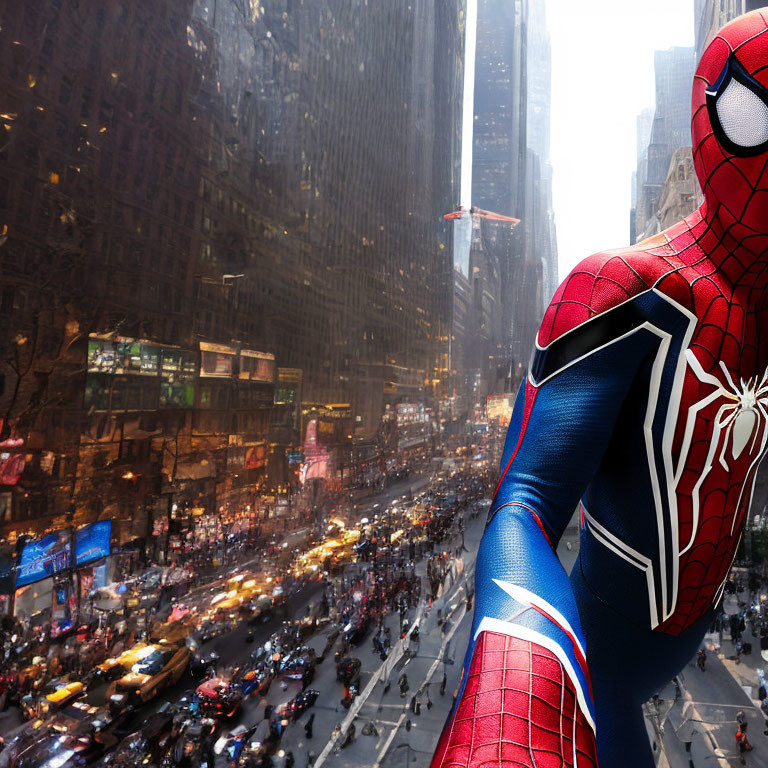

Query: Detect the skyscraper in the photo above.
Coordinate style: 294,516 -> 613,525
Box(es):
633,46 -> 696,241
0,0 -> 465,542
472,0 -> 527,219
526,0 -> 559,306
467,0 -> 557,391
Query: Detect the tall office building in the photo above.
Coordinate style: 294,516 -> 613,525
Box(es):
472,0 -> 527,219
526,0 -> 559,307
633,46 -> 696,240
631,107 -> 654,243
0,0 -> 465,543
466,0 -> 557,393
695,0 -> 765,60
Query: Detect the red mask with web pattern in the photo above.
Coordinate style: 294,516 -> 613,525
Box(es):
694,10 -> 768,260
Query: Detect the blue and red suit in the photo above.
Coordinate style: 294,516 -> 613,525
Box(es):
432,10 -> 768,768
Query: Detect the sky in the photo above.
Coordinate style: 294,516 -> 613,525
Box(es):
546,0 -> 694,280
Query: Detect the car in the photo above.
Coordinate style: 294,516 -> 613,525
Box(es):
336,657 -> 361,687
195,677 -> 243,719
19,679 -> 86,721
106,643 -> 190,704
91,643 -> 153,687
190,649 -> 220,678
279,647 -> 316,685
274,689 -> 319,721
5,696 -> 133,768
94,707 -> 175,767
244,594 -> 274,624
197,619 -> 231,644
344,611 -> 372,646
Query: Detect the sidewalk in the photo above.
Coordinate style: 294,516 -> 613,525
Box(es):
266,507 -> 487,768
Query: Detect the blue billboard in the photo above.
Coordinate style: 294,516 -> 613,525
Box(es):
75,520 -> 112,566
16,531 -> 72,588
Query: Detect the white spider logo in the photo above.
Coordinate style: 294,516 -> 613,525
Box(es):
679,350 -> 768,550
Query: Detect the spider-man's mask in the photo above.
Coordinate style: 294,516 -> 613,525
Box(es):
693,9 -> 768,252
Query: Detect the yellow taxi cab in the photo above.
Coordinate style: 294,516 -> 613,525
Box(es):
45,681 -> 85,706
105,641 -> 190,703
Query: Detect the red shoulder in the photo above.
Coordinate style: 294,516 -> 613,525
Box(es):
538,247 -> 685,347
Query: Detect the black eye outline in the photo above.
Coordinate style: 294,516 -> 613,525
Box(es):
705,52 -> 768,157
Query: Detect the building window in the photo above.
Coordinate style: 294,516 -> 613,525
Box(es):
59,76 -> 72,106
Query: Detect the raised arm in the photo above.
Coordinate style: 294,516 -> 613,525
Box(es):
432,258 -> 659,768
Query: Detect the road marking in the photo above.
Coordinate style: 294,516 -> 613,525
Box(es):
688,700 -> 756,709
373,710 -> 409,767
313,508 -> 481,768
361,702 -> 406,709
678,690 -> 734,766
373,600 -> 468,768
315,584 -> 471,765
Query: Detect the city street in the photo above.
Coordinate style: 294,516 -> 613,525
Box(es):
6,3 -> 768,768
5,485 -> 768,768
0,464 -> 495,768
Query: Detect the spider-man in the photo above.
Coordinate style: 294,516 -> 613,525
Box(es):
432,10 -> 768,768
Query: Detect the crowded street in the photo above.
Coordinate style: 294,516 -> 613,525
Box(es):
0,445 -> 499,768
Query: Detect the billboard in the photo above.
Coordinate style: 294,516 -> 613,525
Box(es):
245,443 -> 267,470
487,394 -> 515,424
75,520 -> 112,566
16,530 -> 72,587
87,336 -> 160,376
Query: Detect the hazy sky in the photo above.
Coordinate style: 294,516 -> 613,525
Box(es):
547,0 -> 694,280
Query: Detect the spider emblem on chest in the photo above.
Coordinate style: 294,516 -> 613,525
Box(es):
680,349 -> 768,544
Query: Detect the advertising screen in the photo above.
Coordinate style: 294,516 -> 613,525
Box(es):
487,394 -> 515,424
75,520 -> 112,566
16,530 -> 72,588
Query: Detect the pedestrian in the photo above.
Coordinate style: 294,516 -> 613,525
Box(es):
731,613 -> 741,644
736,721 -> 752,763
305,712 -> 315,739
399,672 -> 409,697
697,648 -> 707,671
285,751 -> 295,768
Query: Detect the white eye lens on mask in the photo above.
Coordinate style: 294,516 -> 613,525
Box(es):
707,54 -> 768,156
716,78 -> 768,147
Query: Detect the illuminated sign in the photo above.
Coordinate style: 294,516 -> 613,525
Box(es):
75,520 -> 112,566
245,443 -> 267,470
487,394 -> 515,424
396,403 -> 428,426
17,531 -> 72,587
87,336 -> 160,376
